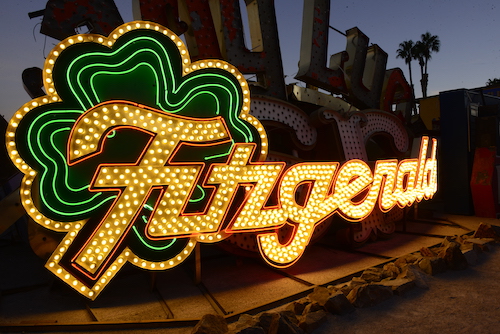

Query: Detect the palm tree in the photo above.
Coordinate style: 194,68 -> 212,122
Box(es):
396,40 -> 416,99
486,78 -> 500,87
412,41 -> 425,96
416,32 -> 440,98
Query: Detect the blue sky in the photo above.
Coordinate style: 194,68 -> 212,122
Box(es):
1,0 -> 499,120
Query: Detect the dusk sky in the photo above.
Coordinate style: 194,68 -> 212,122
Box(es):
1,0 -> 499,121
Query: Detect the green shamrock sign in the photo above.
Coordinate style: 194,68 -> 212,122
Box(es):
6,21 -> 267,299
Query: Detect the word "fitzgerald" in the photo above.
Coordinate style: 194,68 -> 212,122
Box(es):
67,101 -> 437,278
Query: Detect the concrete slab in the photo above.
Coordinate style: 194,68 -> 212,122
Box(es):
434,213 -> 500,231
88,268 -> 168,322
357,233 -> 443,258
155,268 -> 217,319
396,220 -> 467,236
0,285 -> 93,324
283,245 -> 386,285
0,240 -> 95,325
200,256 -> 309,314
0,241 -> 52,291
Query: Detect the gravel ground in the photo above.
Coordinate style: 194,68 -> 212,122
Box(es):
313,245 -> 500,334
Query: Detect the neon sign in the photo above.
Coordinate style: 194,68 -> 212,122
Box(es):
6,21 -> 437,299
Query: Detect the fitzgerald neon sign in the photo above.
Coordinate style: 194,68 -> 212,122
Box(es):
6,22 -> 437,299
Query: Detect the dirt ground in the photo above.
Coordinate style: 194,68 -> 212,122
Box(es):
313,246 -> 500,334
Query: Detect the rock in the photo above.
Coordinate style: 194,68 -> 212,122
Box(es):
378,278 -> 415,296
460,241 -> 474,252
394,258 -> 406,268
307,286 -> 330,305
360,267 -> 384,282
229,314 -> 259,333
419,246 -> 437,257
286,300 -> 309,316
326,285 -> 339,294
418,256 -> 447,275
298,310 -> 328,333
398,264 -> 429,289
339,284 -> 352,297
473,223 -> 500,240
462,248 -> 478,265
351,277 -> 368,286
257,312 -> 279,334
339,284 -> 351,296
382,262 -> 400,279
324,291 -> 355,314
438,241 -> 468,270
231,312 -> 302,334
302,302 -> 323,315
464,238 -> 494,252
191,314 -> 228,334
394,253 -> 421,268
235,327 -> 265,334
440,236 -> 457,247
347,283 -> 393,308
279,310 -> 299,325
276,313 -> 304,334
340,277 -> 366,295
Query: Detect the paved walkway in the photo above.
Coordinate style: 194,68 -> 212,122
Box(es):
1,213 -> 499,333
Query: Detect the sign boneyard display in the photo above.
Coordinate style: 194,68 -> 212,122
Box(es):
6,21 -> 437,300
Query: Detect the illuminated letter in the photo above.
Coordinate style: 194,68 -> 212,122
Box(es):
333,159 -> 376,220
414,136 -> 430,201
377,136 -> 437,210
258,163 -> 339,267
375,160 -> 399,212
200,143 -> 285,240
68,102 -> 230,275
421,138 -> 438,199
395,159 -> 418,207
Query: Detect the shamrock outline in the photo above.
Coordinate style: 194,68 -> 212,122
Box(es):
6,21 -> 268,299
